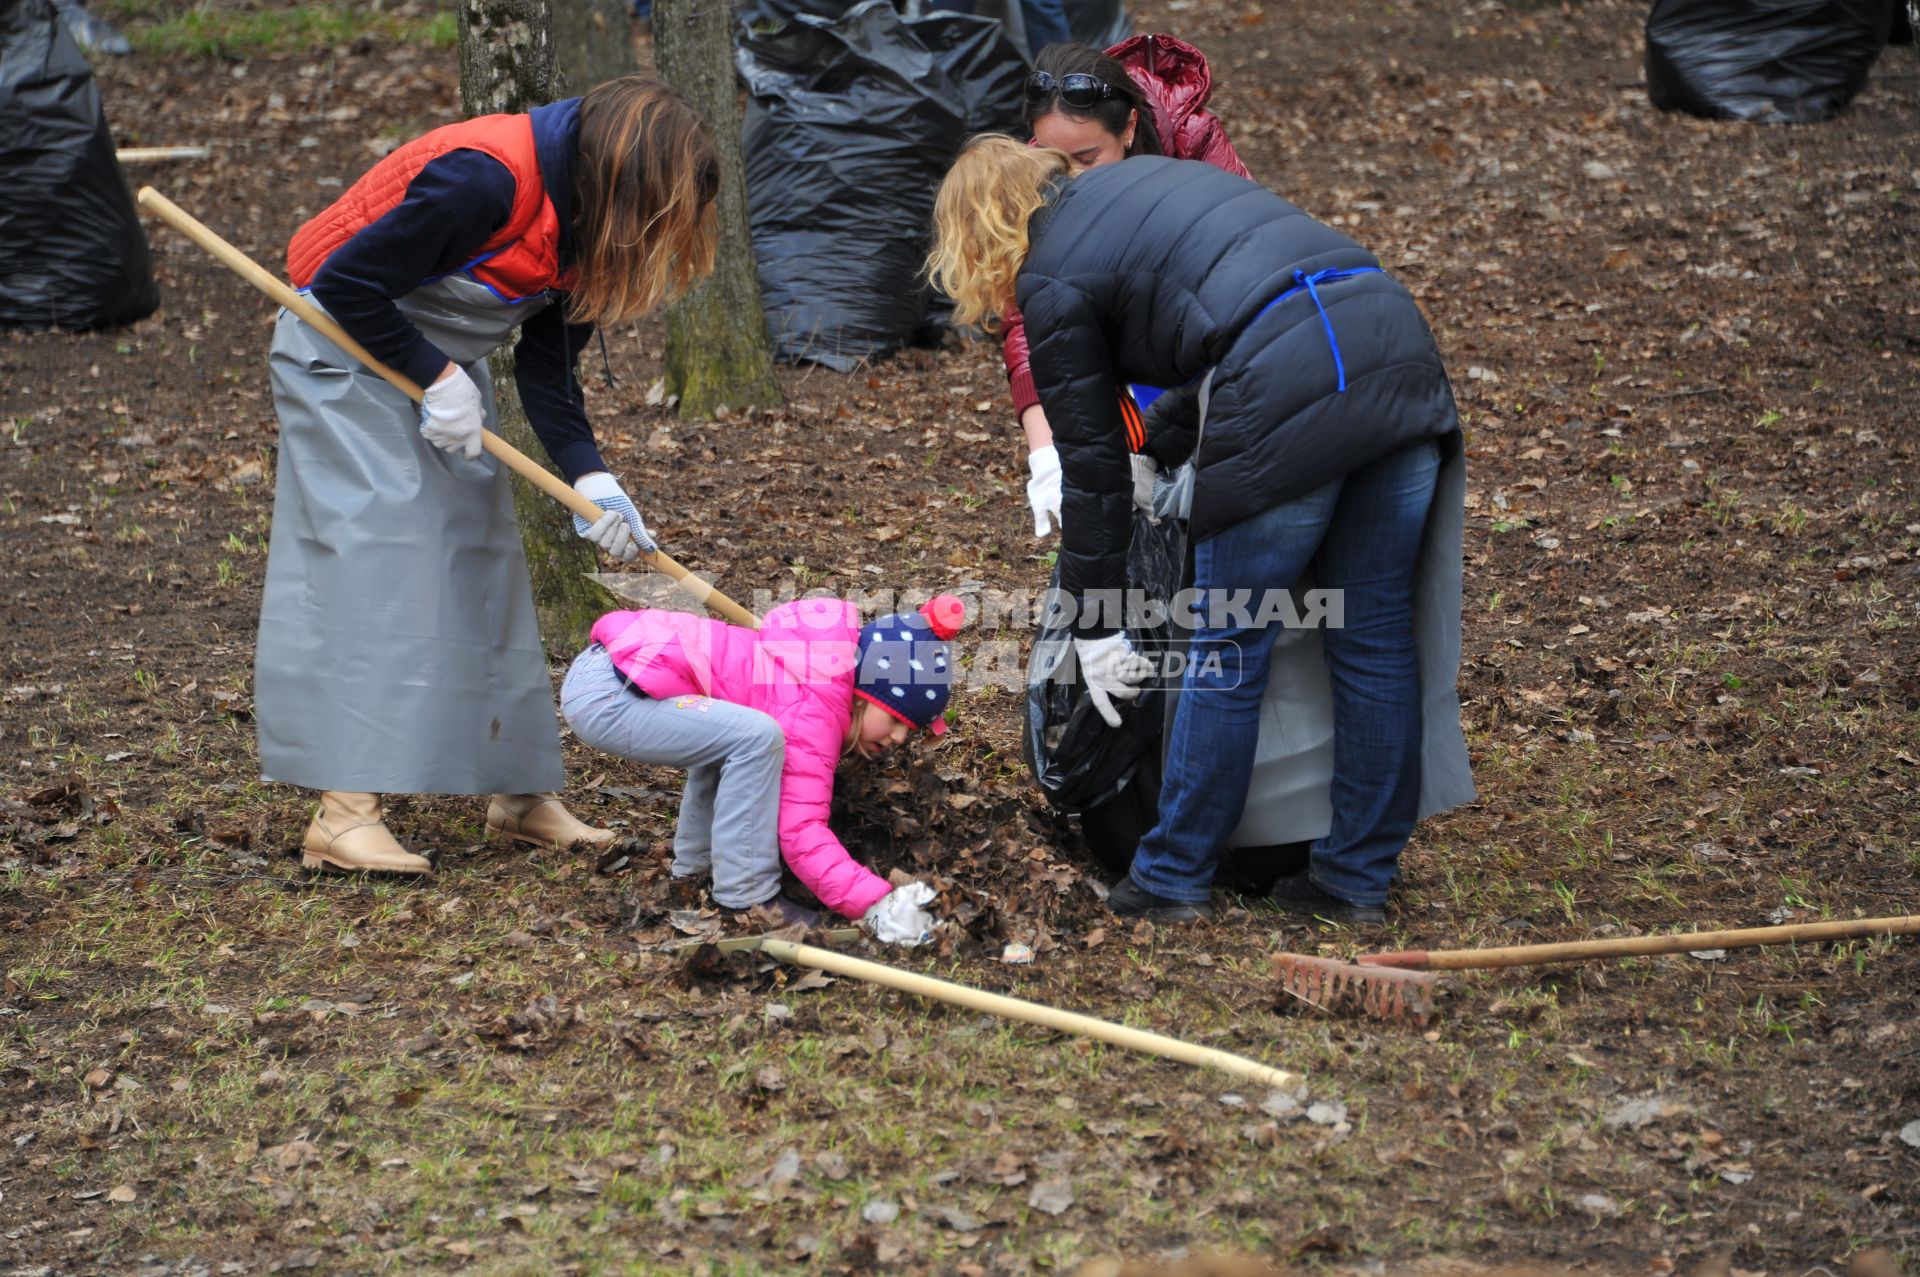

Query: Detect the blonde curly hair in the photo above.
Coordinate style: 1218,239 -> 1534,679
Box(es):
928,135 -> 1070,332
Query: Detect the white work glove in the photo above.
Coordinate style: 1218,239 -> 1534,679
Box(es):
1130,454 -> 1160,524
862,881 -> 937,947
1026,445 -> 1063,539
572,471 -> 656,562
1074,632 -> 1155,729
418,364 -> 485,460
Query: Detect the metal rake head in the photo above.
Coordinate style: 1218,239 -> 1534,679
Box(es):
1271,952 -> 1441,1026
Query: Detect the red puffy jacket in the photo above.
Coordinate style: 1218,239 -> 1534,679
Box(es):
287,113 -> 574,300
1002,33 -> 1251,421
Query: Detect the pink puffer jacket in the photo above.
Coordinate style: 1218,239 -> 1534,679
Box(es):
588,598 -> 893,920
1004,33 -> 1252,419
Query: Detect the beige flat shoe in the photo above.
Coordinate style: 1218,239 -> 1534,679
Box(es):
486,792 -> 618,852
301,791 -> 432,875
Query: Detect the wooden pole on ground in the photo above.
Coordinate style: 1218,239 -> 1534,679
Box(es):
759,938 -> 1303,1090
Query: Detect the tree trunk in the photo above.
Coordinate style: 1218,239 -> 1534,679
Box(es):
457,0 -> 612,656
552,0 -> 635,92
653,0 -> 784,420
458,0 -> 556,112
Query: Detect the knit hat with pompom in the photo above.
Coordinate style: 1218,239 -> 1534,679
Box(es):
853,594 -> 966,735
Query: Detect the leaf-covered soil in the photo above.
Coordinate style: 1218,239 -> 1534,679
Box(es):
3,1 -> 1918,1274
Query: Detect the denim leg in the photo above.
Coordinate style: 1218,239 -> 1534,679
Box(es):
1127,484 -> 1342,902
1020,0 -> 1072,48
1307,441 -> 1441,905
674,766 -> 719,877
560,647 -> 785,909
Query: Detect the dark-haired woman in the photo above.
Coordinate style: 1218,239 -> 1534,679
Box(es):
258,77 -> 720,874
1009,37 -> 1249,536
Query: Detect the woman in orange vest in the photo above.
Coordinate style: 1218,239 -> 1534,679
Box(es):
258,77 -> 719,875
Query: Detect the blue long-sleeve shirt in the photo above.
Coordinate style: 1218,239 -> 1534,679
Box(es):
306,100 -> 607,482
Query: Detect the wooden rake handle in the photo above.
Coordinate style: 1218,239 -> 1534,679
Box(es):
759,939 -> 1303,1091
135,186 -> 759,630
1359,914 -> 1920,972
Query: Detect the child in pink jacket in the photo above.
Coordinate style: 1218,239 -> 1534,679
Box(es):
560,593 -> 966,946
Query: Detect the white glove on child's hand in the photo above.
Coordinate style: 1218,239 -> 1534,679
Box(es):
1074,632 -> 1155,729
1130,454 -> 1160,524
572,471 -> 656,562
1026,445 -> 1063,539
418,364 -> 486,460
863,881 -> 937,947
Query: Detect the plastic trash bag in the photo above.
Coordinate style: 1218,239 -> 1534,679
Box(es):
1023,507 -> 1190,816
1021,497 -> 1306,890
1,0 -> 157,331
909,7 -> 1032,134
1645,0 -> 1897,123
737,0 -> 1024,369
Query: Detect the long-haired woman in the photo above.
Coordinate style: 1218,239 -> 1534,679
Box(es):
259,77 -> 719,874
931,136 -> 1473,924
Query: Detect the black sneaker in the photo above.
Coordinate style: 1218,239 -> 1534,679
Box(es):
726,894 -> 822,929
1107,875 -> 1213,923
1267,873 -> 1386,926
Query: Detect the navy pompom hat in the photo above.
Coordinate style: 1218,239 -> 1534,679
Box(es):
853,594 -> 966,735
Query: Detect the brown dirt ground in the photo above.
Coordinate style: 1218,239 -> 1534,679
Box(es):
2,1 -> 1917,1274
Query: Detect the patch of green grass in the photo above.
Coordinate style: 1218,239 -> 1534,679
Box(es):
103,2 -> 457,59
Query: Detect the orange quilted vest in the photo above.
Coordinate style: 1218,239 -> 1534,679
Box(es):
287,113 -> 574,299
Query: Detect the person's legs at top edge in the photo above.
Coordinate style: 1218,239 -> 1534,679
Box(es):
1119,479 -> 1344,917
1297,438 -> 1441,910
1020,0 -> 1072,49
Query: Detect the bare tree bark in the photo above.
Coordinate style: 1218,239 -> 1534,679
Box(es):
653,0 -> 784,419
458,0 -> 556,112
457,0 -> 611,655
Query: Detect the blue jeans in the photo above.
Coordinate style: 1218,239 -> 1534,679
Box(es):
1020,0 -> 1071,49
1129,439 -> 1441,906
925,0 -> 1069,48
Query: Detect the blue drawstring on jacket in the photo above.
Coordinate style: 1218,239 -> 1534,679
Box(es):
1252,266 -> 1383,393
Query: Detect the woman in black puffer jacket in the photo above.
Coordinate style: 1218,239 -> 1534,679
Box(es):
931,136 -> 1470,924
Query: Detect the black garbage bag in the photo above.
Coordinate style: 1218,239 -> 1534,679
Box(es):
1023,505 -> 1307,890
1645,0 -> 1897,123
737,0 -> 1024,370
1023,508 -> 1188,817
0,0 -> 157,331
907,8 -> 1030,133
898,6 -> 1029,346
1073,733 -> 1307,890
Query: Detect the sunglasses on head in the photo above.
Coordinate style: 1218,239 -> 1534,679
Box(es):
1023,70 -> 1118,111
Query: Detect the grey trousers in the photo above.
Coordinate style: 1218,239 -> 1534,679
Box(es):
560,646 -> 785,909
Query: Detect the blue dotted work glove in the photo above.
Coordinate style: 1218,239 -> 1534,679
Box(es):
571,471 -> 656,562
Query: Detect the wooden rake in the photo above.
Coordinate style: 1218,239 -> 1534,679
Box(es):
1273,913 -> 1920,1027
134,187 -> 759,629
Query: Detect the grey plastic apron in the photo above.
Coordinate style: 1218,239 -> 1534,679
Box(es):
254,275 -> 565,795
1158,377 -> 1475,847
